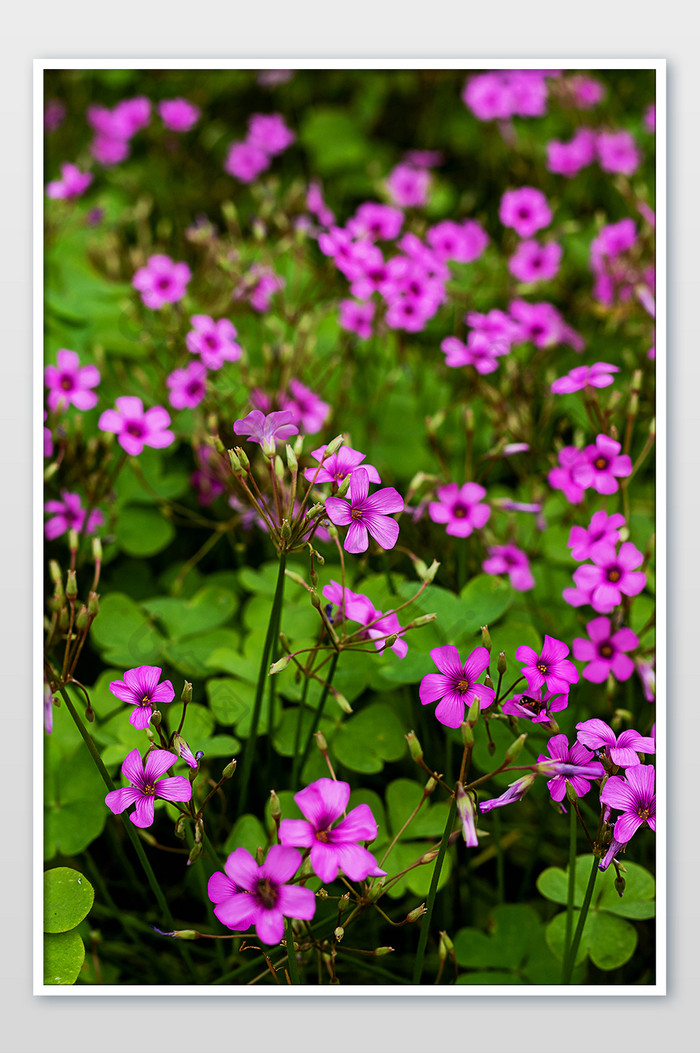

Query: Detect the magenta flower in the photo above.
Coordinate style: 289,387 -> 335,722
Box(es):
566,542 -> 647,614
536,734 -> 605,801
339,299 -> 374,339
45,349 -> 100,412
105,748 -> 191,828
280,379 -> 330,435
45,491 -> 103,541
441,333 -> 508,374
224,141 -> 270,183
99,396 -> 175,456
45,100 -> 66,133
551,362 -> 619,394
499,187 -> 552,238
233,409 -> 298,456
596,130 -> 641,175
419,644 -> 495,727
569,75 -> 605,108
571,435 -> 632,495
166,362 -> 207,410
509,298 -> 584,351
456,784 -> 479,847
44,411 -> 53,459
347,202 -> 403,241
590,219 -> 637,264
479,774 -> 536,814
386,163 -> 431,208
208,845 -> 315,945
158,98 -> 200,132
247,113 -> 295,155
279,778 -> 386,883
548,446 -> 587,504
325,467 -> 403,554
546,129 -> 597,177
304,444 -> 381,487
426,220 -> 489,263
575,718 -> 655,768
132,254 -> 191,310
572,617 -> 639,683
322,580 -> 407,658
186,315 -> 242,370
599,764 -> 655,842
516,634 -> 579,695
482,544 -> 534,591
46,163 -> 93,200
508,239 -> 562,283
307,181 -> 335,227
568,510 -> 626,562
644,104 -> 656,133
108,665 -> 175,730
428,482 -> 490,538
91,135 -> 130,166
501,687 -> 568,727
44,682 -> 55,735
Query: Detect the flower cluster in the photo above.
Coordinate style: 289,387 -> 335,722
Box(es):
224,112 -> 295,183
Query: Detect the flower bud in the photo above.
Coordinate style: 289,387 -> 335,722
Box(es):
424,776 -> 437,795
405,730 -> 423,762
334,926 -> 344,942
467,698 -> 481,728
481,625 -> 492,652
406,612 -> 437,628
317,888 -> 329,900
405,903 -> 427,923
181,681 -> 193,704
188,843 -> 202,864
211,434 -> 225,455
66,570 -> 78,600
274,454 -> 285,481
310,589 -> 321,609
565,782 -> 579,804
228,448 -> 242,473
460,721 -> 474,747
75,606 -> 90,630
234,446 -> 250,470
327,523 -> 339,540
280,520 -> 292,540
151,710 -> 162,728
325,434 -> 345,456
92,537 -> 102,563
338,892 -> 351,913
615,874 -> 626,897
306,503 -> 325,519
172,929 -> 198,940
87,592 -> 100,616
374,946 -> 394,957
285,570 -> 307,588
269,655 -> 291,675
269,789 -> 281,821
420,849 -> 439,865
337,475 -> 351,497
145,727 -> 155,742
484,674 -> 494,691
422,559 -> 440,584
497,651 -> 507,675
222,759 -> 237,779
439,931 -> 454,961
293,435 -> 304,458
315,730 -> 328,754
49,560 -> 63,587
285,444 -> 297,471
333,691 -> 353,714
505,734 -> 527,763
68,529 -> 79,554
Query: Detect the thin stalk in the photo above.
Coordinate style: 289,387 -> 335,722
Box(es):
562,803 -> 578,981
238,553 -> 287,814
562,854 -> 598,984
293,651 -> 339,786
412,796 -> 457,985
285,918 -> 300,984
290,667 -> 312,789
492,809 -> 505,902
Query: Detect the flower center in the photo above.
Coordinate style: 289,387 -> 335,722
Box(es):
599,643 -> 613,658
537,663 -> 548,674
456,679 -> 469,693
453,505 -> 467,518
637,806 -> 651,821
156,277 -> 172,292
140,695 -> 151,706
594,456 -> 608,470
143,783 -> 157,796
255,878 -> 279,910
60,376 -> 74,391
351,508 -> 363,520
125,421 -> 145,438
607,568 -> 622,583
316,829 -> 331,844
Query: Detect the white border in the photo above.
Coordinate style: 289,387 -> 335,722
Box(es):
34,58 -> 666,998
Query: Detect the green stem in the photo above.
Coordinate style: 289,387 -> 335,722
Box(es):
58,685 -> 199,981
492,809 -> 505,903
238,553 -> 287,814
562,803 -> 578,981
562,854 -> 598,984
290,669 -> 311,789
285,918 -> 300,984
293,651 -> 339,786
412,796 -> 457,985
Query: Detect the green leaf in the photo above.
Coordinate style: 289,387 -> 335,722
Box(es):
588,912 -> 638,970
379,839 -> 453,900
162,628 -> 242,679
458,574 -> 514,633
206,677 -> 265,737
272,706 -> 337,758
223,814 -> 269,856
44,868 -> 95,933
89,592 -> 164,667
332,702 -> 406,773
143,586 -> 237,639
385,779 -> 453,839
116,505 -> 175,557
299,107 -> 370,173
456,971 -> 523,985
44,930 -> 85,985
545,910 -> 593,967
454,904 -> 543,971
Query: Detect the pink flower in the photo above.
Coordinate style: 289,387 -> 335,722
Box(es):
247,266 -> 284,311
186,315 -> 242,370
339,299 -> 374,339
596,130 -> 641,175
307,181 -> 335,227
45,100 -> 66,133
45,349 -> 100,412
347,203 -> 403,241
508,239 -> 562,283
426,220 -> 489,263
233,409 -> 298,456
456,784 -> 479,847
247,113 -> 295,155
644,104 -> 656,133
46,163 -> 93,200
386,163 -> 431,208
516,634 -> 579,695
45,491 -> 104,540
224,141 -> 270,183
509,299 -> 584,351
208,845 -> 315,945
304,445 -> 381,487
91,135 -> 130,166
280,379 -> 330,435
575,718 -> 655,767
536,734 -> 604,801
568,510 -> 626,562
565,542 -> 647,614
571,434 -> 633,495
599,764 -> 655,842
572,617 -> 639,682
569,75 -> 605,108
546,129 -> 597,177
325,467 -> 403,554
551,362 -> 619,394
591,219 -> 637,264
279,778 -> 386,882
419,644 -> 495,727
499,187 -> 552,239
98,396 -> 175,456
482,544 -> 534,591
441,333 -> 508,374
167,361 -> 208,410
158,98 -> 201,132
479,774 -> 536,814
463,71 -> 550,121
132,254 -> 191,310
105,748 -> 192,829
548,446 -> 587,504
501,687 -> 568,727
429,482 -> 490,537
322,581 -> 407,658
108,665 -> 175,730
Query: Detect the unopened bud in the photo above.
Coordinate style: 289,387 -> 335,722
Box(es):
306,502 -> 325,519
405,730 -> 423,762
269,655 -> 291,675
280,520 -> 292,540
422,559 -> 440,584
49,560 -> 62,587
310,590 -> 321,609
274,454 -> 285,481
407,612 -> 437,628
439,931 -> 454,961
222,759 -> 237,779
336,475 -> 351,497
68,529 -> 79,553
286,444 -> 297,471
338,892 -> 351,913
66,570 -> 78,600
92,537 -> 102,563
188,843 -> 202,864
75,606 -> 89,630
497,651 -> 507,675
505,734 -> 527,763
566,782 -> 579,804
484,674 -> 494,691
367,879 -> 386,901
228,448 -> 242,473
334,926 -> 344,942
481,626 -> 492,652
461,721 -> 474,747
615,874 -> 626,897
317,888 -> 329,900
424,776 -> 437,795
315,730 -> 328,754
327,523 -> 339,540
211,435 -> 225,455
333,692 -> 353,714
145,727 -> 155,742
325,434 -> 345,456
151,710 -> 162,728
293,435 -> 304,458
87,592 -> 99,616
235,446 -> 250,470
173,929 -> 198,940
420,849 -> 439,865
181,681 -> 193,704
467,698 -> 481,728
85,704 -> 95,723
406,903 -> 427,923
269,790 -> 281,820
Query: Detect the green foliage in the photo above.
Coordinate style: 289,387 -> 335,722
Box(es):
43,867 -> 94,986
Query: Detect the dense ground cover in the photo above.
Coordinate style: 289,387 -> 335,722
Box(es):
42,66 -> 657,987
